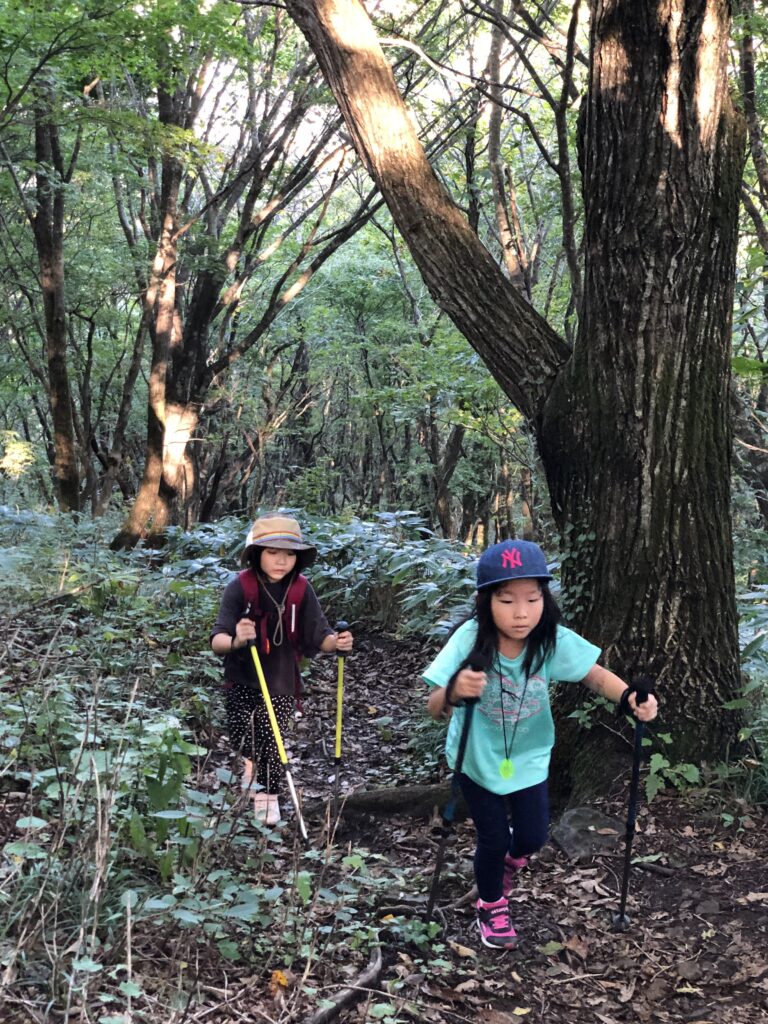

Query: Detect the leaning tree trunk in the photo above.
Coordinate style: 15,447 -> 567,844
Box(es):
285,0 -> 570,426
285,0 -> 746,783
540,0 -> 746,773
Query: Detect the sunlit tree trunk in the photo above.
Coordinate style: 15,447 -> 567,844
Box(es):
285,0 -> 746,779
111,151 -> 182,550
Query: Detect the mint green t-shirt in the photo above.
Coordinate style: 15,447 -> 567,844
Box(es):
422,620 -> 601,795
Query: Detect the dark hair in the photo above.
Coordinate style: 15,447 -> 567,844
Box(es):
245,548 -> 264,573
244,548 -> 297,596
470,578 -> 561,679
246,545 -> 312,574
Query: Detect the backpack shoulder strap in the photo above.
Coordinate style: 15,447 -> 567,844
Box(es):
287,573 -> 308,605
285,574 -> 308,647
239,568 -> 271,653
238,569 -> 261,617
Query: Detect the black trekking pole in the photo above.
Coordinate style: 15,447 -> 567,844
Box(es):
425,699 -> 477,923
425,656 -> 489,923
332,620 -> 349,822
612,687 -> 651,931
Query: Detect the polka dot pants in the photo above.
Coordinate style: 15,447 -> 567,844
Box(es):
225,686 -> 294,795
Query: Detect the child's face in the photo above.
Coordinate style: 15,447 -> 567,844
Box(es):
490,579 -> 544,646
260,547 -> 298,582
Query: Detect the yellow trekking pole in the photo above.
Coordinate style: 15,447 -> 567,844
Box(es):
332,620 -> 349,820
248,642 -> 309,843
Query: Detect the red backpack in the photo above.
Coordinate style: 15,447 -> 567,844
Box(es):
239,569 -> 308,706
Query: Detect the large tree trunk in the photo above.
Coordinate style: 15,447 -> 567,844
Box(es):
285,0 -> 746,778
540,1 -> 746,771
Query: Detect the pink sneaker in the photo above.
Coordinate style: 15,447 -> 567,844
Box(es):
503,854 -> 529,896
476,897 -> 519,949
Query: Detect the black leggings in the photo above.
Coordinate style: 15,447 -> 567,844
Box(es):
458,774 -> 549,902
225,687 -> 293,795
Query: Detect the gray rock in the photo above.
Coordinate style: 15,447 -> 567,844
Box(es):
551,806 -> 625,860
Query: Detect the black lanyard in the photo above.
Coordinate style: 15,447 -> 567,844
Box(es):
496,655 -> 531,781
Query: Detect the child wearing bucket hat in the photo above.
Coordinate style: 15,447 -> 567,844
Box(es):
422,539 -> 658,950
211,514 -> 352,824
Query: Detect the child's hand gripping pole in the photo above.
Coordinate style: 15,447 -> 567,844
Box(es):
332,620 -> 349,821
247,637 -> 309,844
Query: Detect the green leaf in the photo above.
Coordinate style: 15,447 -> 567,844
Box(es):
15,816 -> 49,829
741,632 -> 767,658
537,941 -> 564,955
369,1004 -> 397,1019
143,895 -> 177,912
129,811 -> 150,854
171,908 -> 203,924
4,841 -> 47,859
217,940 -> 241,962
296,871 -> 312,904
221,902 -> 260,920
677,764 -> 700,784
732,355 -> 768,377
72,956 -> 103,973
645,773 -> 666,801
118,981 -> 142,997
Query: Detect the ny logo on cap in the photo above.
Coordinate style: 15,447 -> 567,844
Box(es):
501,549 -> 523,569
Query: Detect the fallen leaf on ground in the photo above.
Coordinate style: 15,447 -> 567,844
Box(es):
448,940 -> 477,958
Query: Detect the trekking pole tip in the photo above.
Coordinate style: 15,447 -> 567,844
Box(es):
611,911 -> 631,931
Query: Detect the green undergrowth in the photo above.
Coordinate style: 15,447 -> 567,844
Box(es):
0,506 -> 766,1020
0,507 -> 476,1020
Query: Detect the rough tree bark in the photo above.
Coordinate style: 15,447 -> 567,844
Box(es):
31,92 -> 81,512
541,0 -> 746,782
284,0 -> 746,781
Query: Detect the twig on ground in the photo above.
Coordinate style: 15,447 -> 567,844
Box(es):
304,944 -> 384,1024
635,861 -> 675,877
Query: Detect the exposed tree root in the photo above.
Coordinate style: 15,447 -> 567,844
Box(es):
306,781 -> 464,820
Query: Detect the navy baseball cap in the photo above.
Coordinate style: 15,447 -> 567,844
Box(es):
476,540 -> 553,590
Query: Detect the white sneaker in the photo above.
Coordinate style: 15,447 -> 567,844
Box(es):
252,792 -> 281,825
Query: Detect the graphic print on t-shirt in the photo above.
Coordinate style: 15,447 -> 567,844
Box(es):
480,671 -> 546,730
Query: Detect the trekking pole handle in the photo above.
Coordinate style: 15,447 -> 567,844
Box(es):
243,602 -> 257,646
335,620 -> 349,635
445,660 -> 486,708
618,678 -> 653,719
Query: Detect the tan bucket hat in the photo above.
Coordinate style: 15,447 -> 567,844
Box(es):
242,513 -> 317,569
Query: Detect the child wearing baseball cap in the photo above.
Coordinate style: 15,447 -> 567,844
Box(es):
422,539 -> 658,950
